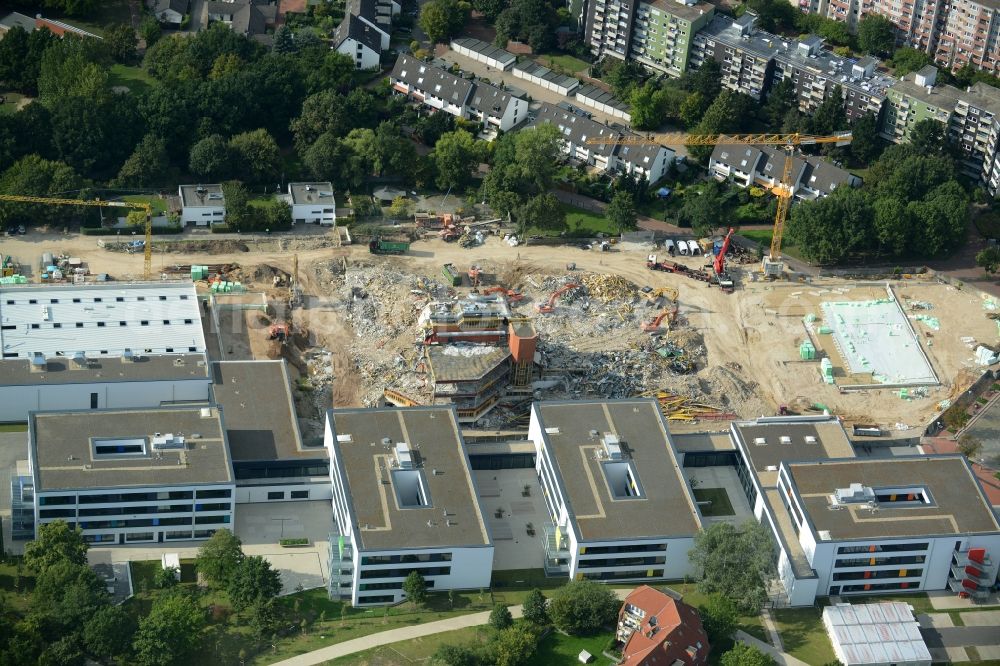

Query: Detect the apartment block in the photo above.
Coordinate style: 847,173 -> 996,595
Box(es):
529,400 -> 702,582
586,0 -> 638,61
949,80 -> 1000,195
629,0 -> 715,76
691,15 -> 891,118
880,66 -> 959,143
29,406 -> 236,545
324,407 -> 493,606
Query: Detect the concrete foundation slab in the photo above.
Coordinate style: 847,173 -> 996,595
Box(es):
821,294 -> 937,386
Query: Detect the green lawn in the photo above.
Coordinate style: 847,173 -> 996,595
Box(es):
537,54 -> 591,76
122,195 -> 168,215
772,607 -> 837,666
0,423 -> 28,432
109,64 -> 157,96
322,626 -> 492,665
558,203 -> 618,237
525,630 -> 616,666
738,228 -> 801,260
0,92 -> 26,116
55,0 -> 132,37
693,488 -> 735,517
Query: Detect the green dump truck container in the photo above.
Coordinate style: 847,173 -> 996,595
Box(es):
368,238 -> 410,255
442,263 -> 461,287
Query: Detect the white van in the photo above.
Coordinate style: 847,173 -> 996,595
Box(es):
687,240 -> 701,256
677,240 -> 690,255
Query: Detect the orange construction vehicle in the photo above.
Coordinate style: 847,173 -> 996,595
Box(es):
468,265 -> 482,287
268,323 -> 290,341
481,285 -> 525,302
641,307 -> 677,332
536,283 -> 580,314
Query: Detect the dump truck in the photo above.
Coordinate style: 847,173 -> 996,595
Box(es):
442,263 -> 462,286
368,238 -> 410,255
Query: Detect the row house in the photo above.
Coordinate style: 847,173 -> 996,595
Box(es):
389,54 -> 527,133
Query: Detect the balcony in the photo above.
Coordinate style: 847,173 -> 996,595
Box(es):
951,565 -> 991,585
954,550 -> 993,568
543,523 -> 570,576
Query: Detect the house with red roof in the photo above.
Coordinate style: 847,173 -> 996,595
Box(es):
616,586 -> 710,666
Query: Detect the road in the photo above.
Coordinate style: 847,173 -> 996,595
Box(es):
921,626 -> 1000,649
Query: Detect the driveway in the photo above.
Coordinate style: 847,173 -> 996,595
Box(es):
921,626 -> 1000,648
187,0 -> 206,32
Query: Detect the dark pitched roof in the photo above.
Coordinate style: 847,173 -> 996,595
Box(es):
334,13 -> 382,51
801,158 -> 854,194
391,54 -> 475,107
152,0 -> 188,14
467,81 -> 519,117
532,102 -> 622,158
207,0 -> 274,36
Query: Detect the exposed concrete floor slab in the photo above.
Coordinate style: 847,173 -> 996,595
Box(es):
474,468 -> 548,571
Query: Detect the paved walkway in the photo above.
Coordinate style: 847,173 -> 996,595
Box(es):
270,589 -> 633,666
760,608 -> 785,651
734,630 -> 810,666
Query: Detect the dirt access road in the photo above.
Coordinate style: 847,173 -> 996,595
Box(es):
2,231 -> 992,430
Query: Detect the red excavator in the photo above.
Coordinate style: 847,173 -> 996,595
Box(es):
481,285 -> 525,302
536,283 -> 580,313
641,307 -> 677,332
713,228 -> 735,293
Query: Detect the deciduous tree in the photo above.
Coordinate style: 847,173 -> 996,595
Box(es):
858,14 -> 895,56
548,580 -> 619,636
521,588 -> 548,625
189,134 -> 232,180
83,604 -> 136,661
607,190 -> 638,234
433,129 -> 481,190
489,604 -> 514,631
519,193 -> 565,233
105,23 -> 138,63
976,246 -> 1000,273
891,47 -> 933,76
227,556 -> 282,614
419,0 -> 470,43
195,528 -> 244,586
228,128 -> 280,183
849,113 -> 883,166
720,643 -> 775,666
689,520 -> 778,614
698,594 -> 737,643
493,625 -> 536,666
23,520 -> 88,573
115,133 -> 170,188
402,571 -> 428,606
132,593 -> 206,666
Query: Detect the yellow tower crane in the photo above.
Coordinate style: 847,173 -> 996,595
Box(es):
0,195 -> 155,279
585,132 -> 853,277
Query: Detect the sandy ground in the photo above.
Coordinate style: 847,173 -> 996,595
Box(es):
3,231 -> 995,432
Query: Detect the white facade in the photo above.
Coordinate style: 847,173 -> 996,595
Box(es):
288,183 -> 337,225
618,146 -> 673,184
337,37 -> 380,70
235,481 -> 333,504
34,483 -> 235,545
450,38 -> 517,70
0,375 -> 211,423
179,185 -> 225,226
323,410 -> 493,606
528,402 -> 699,583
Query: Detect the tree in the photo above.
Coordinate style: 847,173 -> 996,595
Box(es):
38,635 -> 85,666
522,588 -> 548,626
519,193 -> 565,233
23,520 -> 88,573
811,85 -> 848,136
630,82 -> 668,131
818,19 -> 851,46
272,25 -> 296,54
0,155 -> 82,227
434,643 -> 486,666
154,566 -> 179,589
419,0 -> 470,43
688,520 -> 778,614
257,199 -> 292,231
195,528 -> 244,586
35,559 -> 108,628
83,604 -> 136,662
689,90 -> 755,162
698,594 -> 737,643
720,643 -> 775,666
388,196 -> 412,219
549,580 -> 620,636
247,599 -> 279,639
402,571 -> 427,606
132,593 -> 206,666
115,134 -> 170,188
678,182 -> 733,238
850,113 -> 883,166
303,132 -> 365,187
891,48 -> 933,76
607,190 -> 638,234
493,626 -> 536,666
857,14 -> 895,56
226,555 -> 281,613
140,16 -> 162,48
228,128 -> 280,183
958,434 -> 983,460
105,23 -> 138,63
976,247 -> 1000,273
489,604 -> 514,631
606,59 -> 647,99
433,129 -> 481,190
746,0 -> 796,32
679,91 -> 708,129
764,77 -> 797,128
494,0 -> 557,51
473,0 -> 508,21
908,119 -> 948,155
189,134 -> 232,181
415,111 -> 455,145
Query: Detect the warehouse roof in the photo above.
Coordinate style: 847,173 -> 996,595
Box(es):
31,406 -> 233,491
326,406 -> 491,550
1,352 -> 209,386
0,283 -> 206,359
732,416 -> 855,485
787,456 -> 1000,540
211,361 -> 319,461
533,399 -> 702,541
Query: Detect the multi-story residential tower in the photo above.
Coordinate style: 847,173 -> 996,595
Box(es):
629,0 -> 714,76
880,66 -> 960,142
586,0 -> 638,61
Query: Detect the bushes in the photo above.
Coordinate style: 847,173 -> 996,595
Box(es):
279,538 -> 309,547
81,225 -> 183,236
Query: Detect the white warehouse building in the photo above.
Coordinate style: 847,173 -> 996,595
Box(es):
29,406 -> 236,545
325,406 -> 494,606
529,399 -> 703,582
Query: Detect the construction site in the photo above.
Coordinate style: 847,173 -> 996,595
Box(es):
3,218 -> 998,442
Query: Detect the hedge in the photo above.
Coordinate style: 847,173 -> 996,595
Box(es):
279,538 -> 309,547
81,226 -> 184,236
